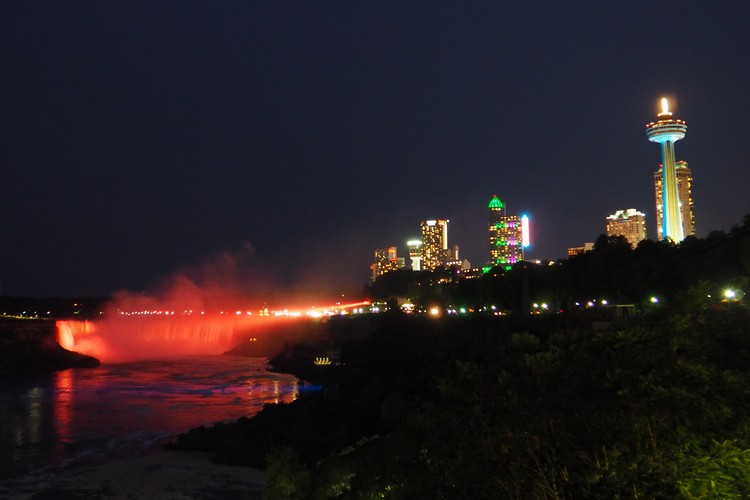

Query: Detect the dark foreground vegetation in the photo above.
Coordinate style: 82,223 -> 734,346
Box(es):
170,300 -> 750,498
169,217 -> 750,498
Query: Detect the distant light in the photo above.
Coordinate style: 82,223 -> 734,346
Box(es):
724,289 -> 737,300
601,299 -> 608,305
521,214 -> 530,248
650,296 -> 659,304
429,307 -> 440,316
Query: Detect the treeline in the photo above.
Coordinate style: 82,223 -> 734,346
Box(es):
368,214 -> 750,314
0,296 -> 107,318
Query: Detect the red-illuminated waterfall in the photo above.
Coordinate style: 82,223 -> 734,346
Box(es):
56,315 -> 268,363
54,273 -> 366,363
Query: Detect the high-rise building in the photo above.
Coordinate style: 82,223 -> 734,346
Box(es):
370,247 -> 405,281
606,209 -> 647,249
654,160 -> 695,240
407,240 -> 422,271
420,219 -> 449,271
488,195 -> 525,266
646,97 -> 688,242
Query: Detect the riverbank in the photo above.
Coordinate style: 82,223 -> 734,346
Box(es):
2,449 -> 265,499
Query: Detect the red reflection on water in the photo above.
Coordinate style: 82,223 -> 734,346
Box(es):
49,357 -> 300,443
53,369 -> 74,442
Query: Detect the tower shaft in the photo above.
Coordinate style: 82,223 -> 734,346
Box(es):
660,140 -> 684,241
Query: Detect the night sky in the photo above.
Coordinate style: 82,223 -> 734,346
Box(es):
3,1 -> 750,298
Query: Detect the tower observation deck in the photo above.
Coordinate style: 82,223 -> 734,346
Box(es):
645,97 -> 688,242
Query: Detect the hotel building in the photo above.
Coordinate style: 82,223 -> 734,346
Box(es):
654,160 -> 695,240
407,240 -> 422,271
370,247 -> 405,281
606,209 -> 647,249
420,219 -> 449,271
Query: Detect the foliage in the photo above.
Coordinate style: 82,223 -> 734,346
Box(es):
293,301 -> 750,498
264,446 -> 312,500
676,440 -> 750,499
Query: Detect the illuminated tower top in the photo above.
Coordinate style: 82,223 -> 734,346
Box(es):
646,98 -> 687,144
488,195 -> 504,211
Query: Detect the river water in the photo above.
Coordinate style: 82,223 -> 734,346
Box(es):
0,356 -> 302,492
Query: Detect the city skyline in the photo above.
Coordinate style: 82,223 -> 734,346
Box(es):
3,2 -> 750,297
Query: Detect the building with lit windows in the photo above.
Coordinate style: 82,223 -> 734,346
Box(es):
654,160 -> 695,241
488,195 -> 525,266
568,242 -> 594,257
646,97 -> 688,242
606,209 -> 647,249
407,240 -> 422,271
420,219 -> 449,271
370,247 -> 405,281
444,244 -> 469,269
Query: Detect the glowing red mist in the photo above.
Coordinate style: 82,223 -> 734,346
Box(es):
56,304 -> 368,363
56,314 -> 265,362
54,265 -> 369,362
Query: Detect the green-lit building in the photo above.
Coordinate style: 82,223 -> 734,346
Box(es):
488,195 -> 524,266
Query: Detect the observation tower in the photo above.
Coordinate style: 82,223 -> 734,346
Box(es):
645,97 -> 688,242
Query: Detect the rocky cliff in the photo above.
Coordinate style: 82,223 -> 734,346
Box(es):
0,318 -> 100,374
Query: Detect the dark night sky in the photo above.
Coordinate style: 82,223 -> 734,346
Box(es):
3,1 -> 750,298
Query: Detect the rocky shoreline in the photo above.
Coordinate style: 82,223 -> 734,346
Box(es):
0,317 -> 100,374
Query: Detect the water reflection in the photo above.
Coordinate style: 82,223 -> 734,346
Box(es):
0,356 -> 301,481
54,369 -> 73,444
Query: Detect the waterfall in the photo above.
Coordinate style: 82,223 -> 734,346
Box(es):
56,315 -> 256,362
